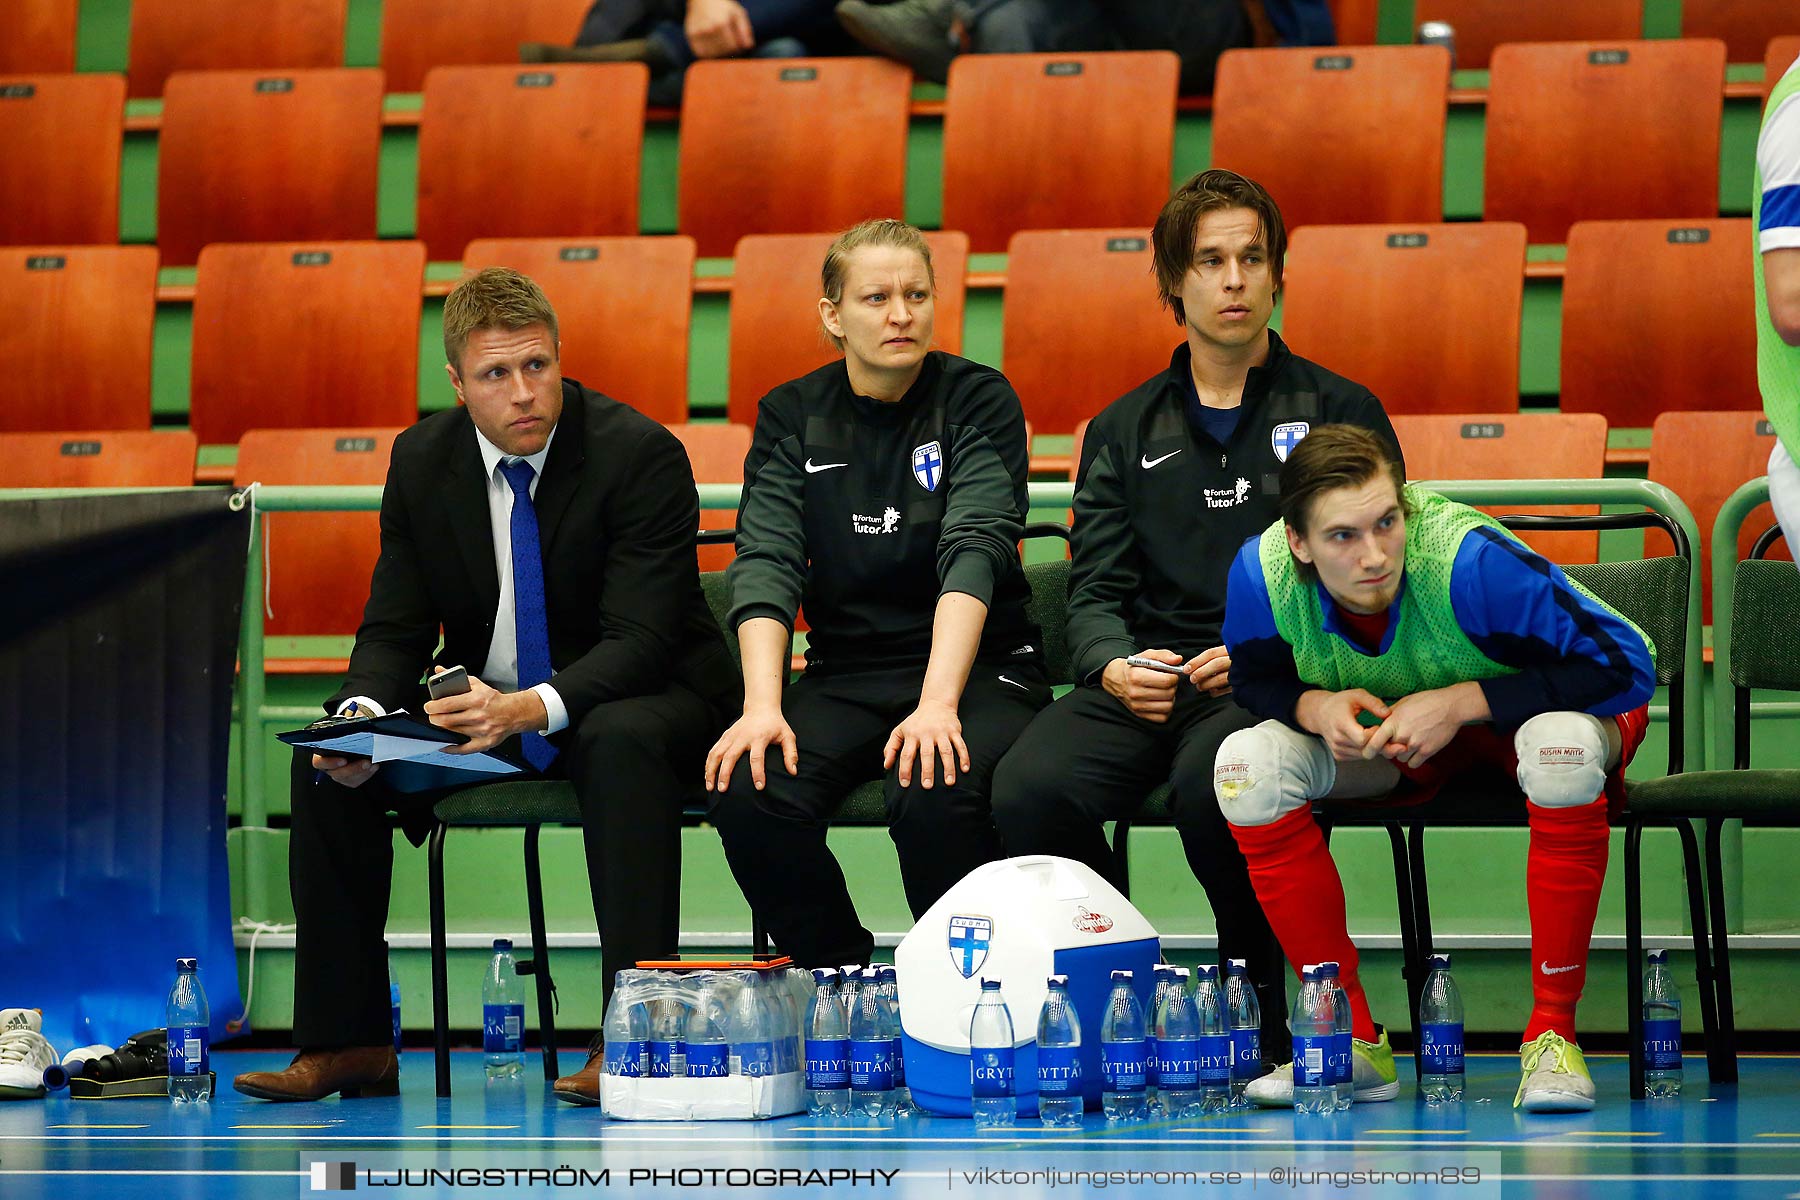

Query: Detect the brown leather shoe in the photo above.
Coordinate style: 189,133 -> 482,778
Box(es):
233,1046 -> 399,1102
552,1038 -> 604,1106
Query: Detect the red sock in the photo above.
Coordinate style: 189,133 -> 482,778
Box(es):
1523,796 -> 1611,1043
1228,807 -> 1377,1042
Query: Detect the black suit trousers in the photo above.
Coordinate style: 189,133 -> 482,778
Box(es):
288,681 -> 723,1048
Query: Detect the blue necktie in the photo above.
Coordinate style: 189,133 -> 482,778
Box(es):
499,458 -> 557,772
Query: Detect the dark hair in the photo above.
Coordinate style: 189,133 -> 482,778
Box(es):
1278,425 -> 1411,542
1151,169 -> 1287,325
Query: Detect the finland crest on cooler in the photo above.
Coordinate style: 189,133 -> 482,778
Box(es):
1271,421 -> 1310,463
947,915 -> 992,978
912,440 -> 944,492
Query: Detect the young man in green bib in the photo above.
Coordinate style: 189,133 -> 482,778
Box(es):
1757,48 -> 1800,545
1213,425 -> 1655,1112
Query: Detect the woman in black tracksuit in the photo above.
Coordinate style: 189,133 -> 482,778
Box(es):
704,219 -> 1048,968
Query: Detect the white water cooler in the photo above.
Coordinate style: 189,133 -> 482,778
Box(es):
893,856 -> 1159,1117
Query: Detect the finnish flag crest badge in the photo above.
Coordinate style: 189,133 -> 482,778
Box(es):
912,440 -> 944,492
1271,421 -> 1310,463
947,914 -> 992,978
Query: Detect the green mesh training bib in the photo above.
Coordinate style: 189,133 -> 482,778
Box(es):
1756,63 -> 1800,451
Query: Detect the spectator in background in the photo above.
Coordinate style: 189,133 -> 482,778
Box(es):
1757,50 -> 1800,553
832,0 -> 1333,91
523,0 -> 851,105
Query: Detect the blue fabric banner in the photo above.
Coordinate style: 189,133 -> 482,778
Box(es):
0,490 -> 248,1052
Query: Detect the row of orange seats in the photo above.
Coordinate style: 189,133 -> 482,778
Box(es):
0,412 -> 1782,635
4,0 -> 1791,92
0,218 -> 1761,444
3,35 -> 1796,262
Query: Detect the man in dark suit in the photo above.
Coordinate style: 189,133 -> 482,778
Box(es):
234,268 -> 738,1103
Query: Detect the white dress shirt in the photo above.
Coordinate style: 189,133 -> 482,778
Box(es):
341,422 -> 568,734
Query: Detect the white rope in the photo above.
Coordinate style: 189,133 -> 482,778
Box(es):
226,917 -> 296,1035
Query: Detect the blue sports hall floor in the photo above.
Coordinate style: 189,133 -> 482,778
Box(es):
2,1050 -> 1797,1198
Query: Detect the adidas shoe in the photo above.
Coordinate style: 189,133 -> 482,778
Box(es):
0,1009 -> 57,1100
1243,1026 -> 1400,1107
1514,1031 -> 1596,1112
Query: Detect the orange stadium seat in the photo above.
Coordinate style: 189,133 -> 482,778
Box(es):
1212,46 -> 1447,232
1328,0 -> 1381,46
679,58 -> 911,258
1648,412 -> 1791,622
1412,0 -> 1641,71
669,423 -> 753,572
126,0 -> 346,99
190,241 -> 425,446
418,64 -> 648,262
0,246 -> 157,432
1769,36 -> 1800,102
0,73 -> 123,247
157,68 -> 383,267
1560,219 -> 1756,430
1683,1 -> 1798,67
1391,413 -> 1607,563
1485,40 -> 1725,244
462,236 -> 697,425
380,0 -> 594,95
1002,229 -> 1180,437
941,52 -> 1179,254
0,0 -> 79,74
726,231 -> 968,427
235,428 -> 403,640
0,431 -> 197,487
1280,222 -> 1526,415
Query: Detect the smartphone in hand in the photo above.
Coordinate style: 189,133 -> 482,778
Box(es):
427,665 -> 471,700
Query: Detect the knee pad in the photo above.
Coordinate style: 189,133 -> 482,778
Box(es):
1515,712 -> 1610,809
1212,721 -> 1332,828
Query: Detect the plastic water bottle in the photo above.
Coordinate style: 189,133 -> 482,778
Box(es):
1418,953 -> 1465,1103
1320,962 -> 1353,1111
839,967 -> 862,1026
967,978 -> 1016,1128
684,976 -> 731,1079
166,958 -> 211,1104
1148,965 -> 1177,1102
1643,949 -> 1683,1097
1100,970 -> 1150,1122
849,970 -> 895,1116
1155,968 -> 1201,1117
764,976 -> 797,1075
728,971 -> 778,1078
1291,965 -> 1334,1115
805,969 -> 851,1116
1224,959 -> 1262,1107
648,993 -> 688,1078
1035,974 -> 1083,1128
877,967 -> 915,1113
387,943 -> 402,1061
482,939 -> 525,1083
1192,965 -> 1233,1114
601,972 -> 649,1079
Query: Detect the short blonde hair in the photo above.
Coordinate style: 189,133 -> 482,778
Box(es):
819,219 -> 936,350
443,267 -> 559,372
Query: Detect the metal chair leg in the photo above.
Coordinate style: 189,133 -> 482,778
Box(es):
753,914 -> 769,957
522,824 -> 560,1082
1704,818 -> 1740,1083
1672,818 -> 1723,1083
1407,821 -> 1434,986
429,821 -> 452,1099
1625,821 -> 1645,1100
1388,822 -> 1424,1080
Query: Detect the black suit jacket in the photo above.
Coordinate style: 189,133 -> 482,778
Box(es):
329,380 -> 739,730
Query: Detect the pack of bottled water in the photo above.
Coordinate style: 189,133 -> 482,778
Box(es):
595,964 -> 810,1120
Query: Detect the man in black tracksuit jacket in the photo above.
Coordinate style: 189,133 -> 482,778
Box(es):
707,227 -> 1048,968
991,171 -> 1400,1068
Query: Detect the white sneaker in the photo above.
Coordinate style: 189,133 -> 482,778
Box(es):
0,1009 -> 57,1099
1515,1031 -> 1597,1113
1243,1028 -> 1400,1107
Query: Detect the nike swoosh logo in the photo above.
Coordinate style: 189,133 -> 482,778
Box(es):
1141,450 -> 1183,469
804,459 -> 848,473
1539,961 -> 1581,975
998,675 -> 1030,691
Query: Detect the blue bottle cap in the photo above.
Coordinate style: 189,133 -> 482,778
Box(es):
980,978 -> 1003,991
1046,974 -> 1068,987
878,966 -> 897,981
813,968 -> 839,985
1301,964 -> 1321,981
1154,964 -> 1177,978
493,938 -> 513,951
1110,969 -> 1132,981
1193,964 -> 1217,981
176,958 -> 198,971
1318,962 -> 1340,979
1648,948 -> 1669,964
1225,958 -> 1248,975
1428,953 -> 1452,970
